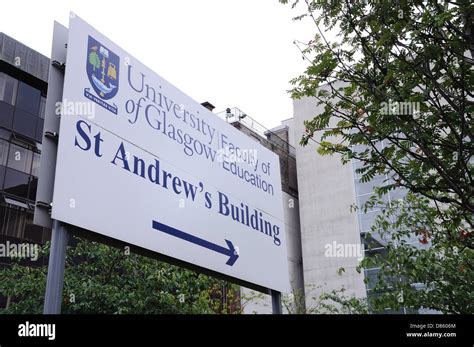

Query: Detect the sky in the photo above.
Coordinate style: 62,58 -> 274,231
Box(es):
0,0 -> 314,130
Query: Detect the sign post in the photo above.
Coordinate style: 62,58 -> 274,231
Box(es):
43,221 -> 68,314
35,21 -> 70,314
271,290 -> 282,314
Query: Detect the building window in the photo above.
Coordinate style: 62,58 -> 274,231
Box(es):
35,118 -> 44,142
31,152 -> 40,177
15,82 -> 41,116
13,108 -> 38,139
0,165 -> 6,190
0,129 -> 11,140
357,192 -> 390,212
0,101 -> 15,129
365,268 -> 381,291
0,72 -> 18,105
28,176 -> 38,201
0,204 -> 26,238
0,139 -> 9,166
3,168 -> 30,199
39,96 -> 46,119
359,210 -> 379,232
23,212 -> 43,243
355,175 -> 386,196
7,141 -> 33,174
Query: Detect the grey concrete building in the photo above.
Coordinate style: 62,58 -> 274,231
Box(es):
284,81 -> 422,313
216,108 -> 304,313
291,83 -> 367,307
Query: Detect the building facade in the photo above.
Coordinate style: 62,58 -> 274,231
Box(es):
291,82 -> 429,313
0,33 -> 52,308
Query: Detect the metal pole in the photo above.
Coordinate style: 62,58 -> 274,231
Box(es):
43,220 -> 68,314
271,290 -> 282,314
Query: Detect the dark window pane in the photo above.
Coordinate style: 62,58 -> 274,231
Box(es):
0,139 -> 9,166
0,128 -> 11,140
0,205 -> 5,235
4,168 -> 29,198
0,165 -> 5,189
23,213 -> 43,243
0,101 -> 14,128
13,108 -> 37,139
42,228 -> 52,243
7,142 -> 33,174
35,118 -> 44,142
0,204 -> 26,238
39,96 -> 46,119
31,152 -> 40,177
0,128 -> 12,141
0,72 -> 18,105
16,82 -> 40,116
28,176 -> 37,201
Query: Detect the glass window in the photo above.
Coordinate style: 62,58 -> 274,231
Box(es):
358,193 -> 374,211
13,108 -> 38,139
352,160 -> 365,179
15,82 -> 41,116
0,165 -> 5,190
0,101 -> 14,128
0,139 -> 9,166
0,204 -> 26,238
39,96 -> 46,119
359,210 -> 379,232
0,204 -> 5,236
389,188 -> 407,204
3,168 -> 30,199
357,193 -> 389,212
35,118 -> 44,142
0,72 -> 18,105
0,128 -> 11,140
28,176 -> 37,201
7,142 -> 33,174
365,268 -> 380,291
23,212 -> 43,243
31,152 -> 40,177
355,175 -> 386,196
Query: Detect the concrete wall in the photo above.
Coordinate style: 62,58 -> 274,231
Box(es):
292,90 -> 367,308
281,117 -> 296,149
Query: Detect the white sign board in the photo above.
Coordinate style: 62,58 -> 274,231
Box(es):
52,15 -> 290,292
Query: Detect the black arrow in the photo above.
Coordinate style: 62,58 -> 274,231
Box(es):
152,220 -> 239,266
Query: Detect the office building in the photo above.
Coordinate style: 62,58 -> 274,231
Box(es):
0,32 -> 51,308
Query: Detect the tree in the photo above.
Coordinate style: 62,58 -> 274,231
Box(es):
88,50 -> 100,71
0,237 -> 241,314
363,192 -> 473,314
287,285 -> 368,314
280,0 -> 473,313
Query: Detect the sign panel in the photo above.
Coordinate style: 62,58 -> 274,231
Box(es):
52,15 -> 290,292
